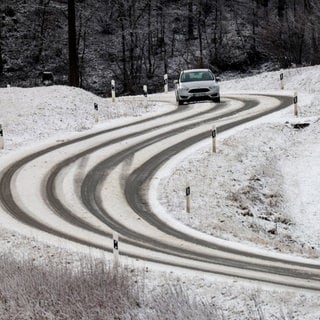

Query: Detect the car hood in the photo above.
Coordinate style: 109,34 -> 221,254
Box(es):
179,81 -> 218,89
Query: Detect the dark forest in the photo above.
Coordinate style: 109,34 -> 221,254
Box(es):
0,0 -> 319,95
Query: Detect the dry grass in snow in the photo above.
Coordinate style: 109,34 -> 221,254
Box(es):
0,251 -> 306,320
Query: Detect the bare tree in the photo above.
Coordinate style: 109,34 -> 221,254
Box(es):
211,0 -> 223,64
115,0 -> 129,92
0,16 -> 3,76
278,0 -> 286,19
158,0 -> 168,74
261,0 -> 269,18
33,0 -> 51,64
187,0 -> 195,40
68,0 -> 79,87
197,0 -> 204,67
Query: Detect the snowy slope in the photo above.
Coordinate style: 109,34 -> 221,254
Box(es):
156,67 -> 320,258
0,85 -> 174,155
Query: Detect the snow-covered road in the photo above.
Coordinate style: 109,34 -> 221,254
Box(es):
2,66 -> 320,317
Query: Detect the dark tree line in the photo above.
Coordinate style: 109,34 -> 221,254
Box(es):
1,0 -> 320,94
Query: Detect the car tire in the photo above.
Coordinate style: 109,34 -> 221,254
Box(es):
178,99 -> 184,105
212,96 -> 220,103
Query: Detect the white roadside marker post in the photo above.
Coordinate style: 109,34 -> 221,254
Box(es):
212,125 -> 217,153
111,80 -> 116,102
113,232 -> 119,268
143,85 -> 148,106
293,91 -> 298,116
280,72 -> 284,90
143,85 -> 148,98
164,74 -> 168,93
0,125 -> 4,149
94,103 -> 99,123
186,185 -> 191,213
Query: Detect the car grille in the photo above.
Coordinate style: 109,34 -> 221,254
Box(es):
189,88 -> 210,93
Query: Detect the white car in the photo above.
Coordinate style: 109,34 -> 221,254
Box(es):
175,69 -> 220,105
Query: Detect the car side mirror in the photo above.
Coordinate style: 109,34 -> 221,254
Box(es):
215,77 -> 220,82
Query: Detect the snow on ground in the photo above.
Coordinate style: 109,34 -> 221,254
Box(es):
158,115 -> 320,258
157,66 -> 320,259
1,66 -> 320,318
0,85 -> 174,155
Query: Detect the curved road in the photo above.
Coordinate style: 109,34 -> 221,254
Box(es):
1,93 -> 320,290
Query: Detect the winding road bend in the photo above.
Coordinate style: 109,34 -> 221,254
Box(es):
1,93 -> 320,291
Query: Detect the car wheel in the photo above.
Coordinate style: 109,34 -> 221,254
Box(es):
213,96 -> 220,103
178,99 -> 184,105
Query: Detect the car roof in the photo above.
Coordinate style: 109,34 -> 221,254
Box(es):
182,69 -> 211,73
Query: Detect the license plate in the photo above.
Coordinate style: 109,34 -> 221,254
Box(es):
193,93 -> 204,97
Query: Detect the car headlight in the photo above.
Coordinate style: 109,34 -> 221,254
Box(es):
179,86 -> 189,93
209,85 -> 218,90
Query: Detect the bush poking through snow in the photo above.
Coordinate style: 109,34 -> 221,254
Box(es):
0,254 -> 230,320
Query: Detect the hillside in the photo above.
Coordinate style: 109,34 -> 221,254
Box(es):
1,0 -> 320,95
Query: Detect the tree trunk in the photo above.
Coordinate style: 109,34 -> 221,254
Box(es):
68,0 -> 79,87
0,45 -> 3,76
118,1 -> 128,92
147,0 -> 152,75
278,0 -> 286,19
128,1 -> 136,93
311,28 -> 320,64
197,2 -> 203,67
252,0 -> 258,53
187,0 -> 195,40
0,4 -> 4,76
293,0 -> 297,18
158,0 -> 167,74
262,0 -> 268,18
35,0 -> 51,64
212,0 -> 219,62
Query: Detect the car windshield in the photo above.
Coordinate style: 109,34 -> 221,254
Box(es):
181,71 -> 214,82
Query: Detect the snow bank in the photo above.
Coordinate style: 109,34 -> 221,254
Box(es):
0,85 -> 174,155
